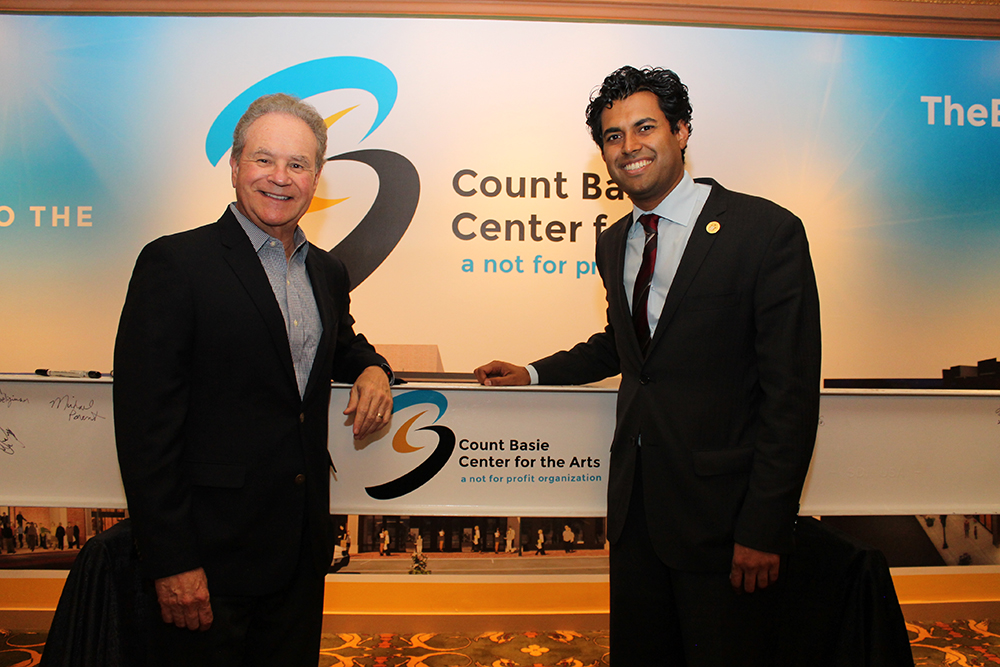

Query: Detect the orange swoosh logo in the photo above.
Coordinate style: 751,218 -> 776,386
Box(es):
393,411 -> 427,453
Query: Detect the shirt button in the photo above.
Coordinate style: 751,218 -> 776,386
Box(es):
294,474 -> 306,485
299,413 -> 305,423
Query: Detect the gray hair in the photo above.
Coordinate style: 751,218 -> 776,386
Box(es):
231,93 -> 328,168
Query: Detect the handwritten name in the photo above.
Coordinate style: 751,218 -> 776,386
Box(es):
0,388 -> 29,409
1,426 -> 22,455
49,394 -> 106,423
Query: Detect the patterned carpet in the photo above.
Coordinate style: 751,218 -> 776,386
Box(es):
3,620 -> 1000,665
318,631 -> 609,666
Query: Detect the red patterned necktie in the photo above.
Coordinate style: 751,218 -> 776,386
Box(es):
632,213 -> 659,352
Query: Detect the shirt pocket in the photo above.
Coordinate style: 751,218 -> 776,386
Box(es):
680,292 -> 739,311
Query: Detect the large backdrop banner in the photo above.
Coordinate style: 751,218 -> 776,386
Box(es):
1,15 -> 998,379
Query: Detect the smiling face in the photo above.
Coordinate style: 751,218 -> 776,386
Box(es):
600,90 -> 689,211
230,112 -> 322,244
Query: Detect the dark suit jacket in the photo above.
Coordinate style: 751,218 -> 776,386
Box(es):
533,179 -> 821,573
114,208 -> 386,596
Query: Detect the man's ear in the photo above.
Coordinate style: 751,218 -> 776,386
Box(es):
229,153 -> 239,188
674,121 -> 690,149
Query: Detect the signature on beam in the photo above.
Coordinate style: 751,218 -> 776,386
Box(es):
49,394 -> 106,423
1,426 -> 23,455
0,388 -> 29,409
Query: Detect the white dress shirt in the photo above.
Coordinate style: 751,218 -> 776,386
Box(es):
623,171 -> 711,338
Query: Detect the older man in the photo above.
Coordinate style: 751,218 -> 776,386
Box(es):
115,93 -> 393,666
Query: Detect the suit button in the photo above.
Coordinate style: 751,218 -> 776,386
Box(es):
299,413 -> 305,423
639,375 -> 650,385
294,474 -> 306,485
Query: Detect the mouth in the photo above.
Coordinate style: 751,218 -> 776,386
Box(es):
622,158 -> 652,173
260,192 -> 292,201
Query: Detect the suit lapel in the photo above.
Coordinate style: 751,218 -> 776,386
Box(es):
217,210 -> 298,390
609,212 -> 633,324
303,246 -> 335,399
646,179 -> 727,354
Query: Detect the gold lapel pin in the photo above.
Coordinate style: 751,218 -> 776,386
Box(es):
706,221 -> 721,234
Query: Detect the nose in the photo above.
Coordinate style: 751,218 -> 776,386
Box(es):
269,162 -> 292,186
622,130 -> 640,154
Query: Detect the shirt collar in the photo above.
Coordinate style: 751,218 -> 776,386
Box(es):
629,170 -> 699,236
230,202 -> 309,257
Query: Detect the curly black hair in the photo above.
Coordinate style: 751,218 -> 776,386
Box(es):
585,66 -> 693,149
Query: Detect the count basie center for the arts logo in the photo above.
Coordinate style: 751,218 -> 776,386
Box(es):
359,388 -> 603,501
205,56 -> 419,290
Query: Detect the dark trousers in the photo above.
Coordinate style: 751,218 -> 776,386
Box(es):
609,449 -> 782,666
146,551 -> 326,667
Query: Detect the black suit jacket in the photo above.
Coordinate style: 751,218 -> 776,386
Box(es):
114,208 -> 386,595
533,179 -> 821,573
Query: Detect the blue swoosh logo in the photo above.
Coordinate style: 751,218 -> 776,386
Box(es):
392,390 -> 448,424
205,56 -> 397,166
